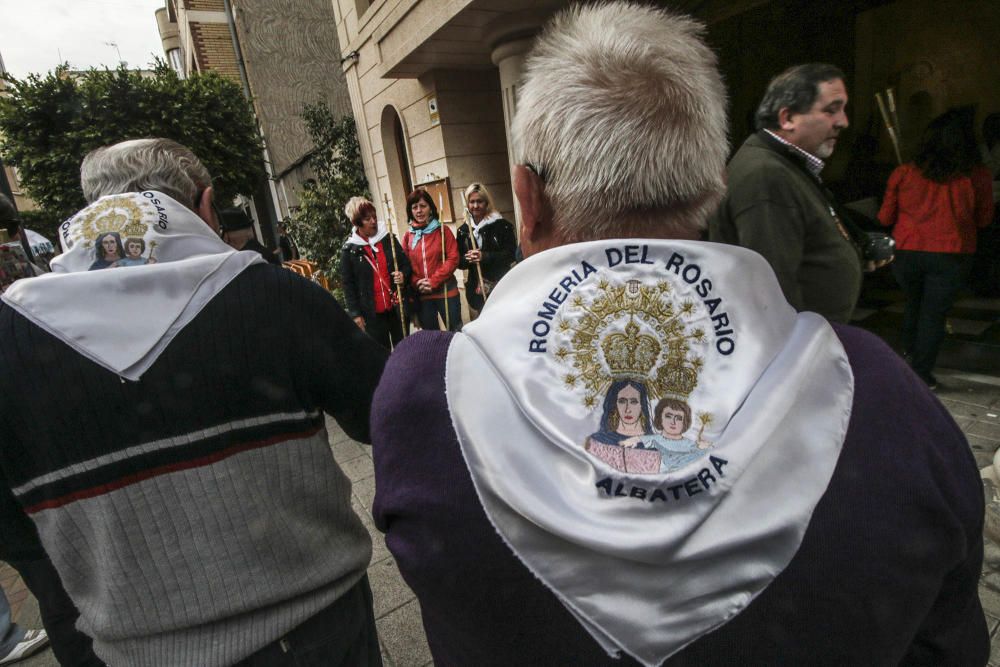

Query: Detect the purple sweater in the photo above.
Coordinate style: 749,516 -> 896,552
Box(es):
372,325 -> 987,666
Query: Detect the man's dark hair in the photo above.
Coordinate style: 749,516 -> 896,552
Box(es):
0,193 -> 19,237
754,63 -> 845,131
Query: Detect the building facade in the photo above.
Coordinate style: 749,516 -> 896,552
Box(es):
332,0 -> 556,233
156,0 -> 353,230
334,0 -> 1000,235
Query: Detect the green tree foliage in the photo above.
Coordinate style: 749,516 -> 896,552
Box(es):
0,62 -> 264,221
286,102 -> 369,295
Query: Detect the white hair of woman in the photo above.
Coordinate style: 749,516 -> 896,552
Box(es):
511,2 -> 729,242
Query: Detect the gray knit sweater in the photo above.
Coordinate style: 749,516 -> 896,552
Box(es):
0,264 -> 388,666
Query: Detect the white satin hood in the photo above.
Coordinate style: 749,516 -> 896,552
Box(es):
445,239 -> 853,666
346,220 -> 389,248
2,191 -> 263,380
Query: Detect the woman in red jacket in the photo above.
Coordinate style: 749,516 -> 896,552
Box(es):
402,189 -> 461,331
878,110 -> 995,388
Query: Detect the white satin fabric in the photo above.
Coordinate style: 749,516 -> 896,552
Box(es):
2,192 -> 263,381
445,240 -> 854,666
468,211 -> 502,246
346,220 -> 389,249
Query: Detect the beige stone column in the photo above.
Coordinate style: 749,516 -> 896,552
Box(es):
490,37 -> 534,227
342,57 -> 380,206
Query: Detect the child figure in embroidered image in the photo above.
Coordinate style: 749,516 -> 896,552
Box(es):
113,237 -> 157,267
622,398 -> 712,473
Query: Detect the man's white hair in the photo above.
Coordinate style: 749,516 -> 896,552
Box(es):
80,138 -> 212,207
512,2 -> 728,240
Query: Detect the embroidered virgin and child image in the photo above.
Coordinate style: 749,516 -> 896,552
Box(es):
552,275 -> 716,476
90,232 -> 157,270
585,381 -> 712,474
76,197 -> 159,271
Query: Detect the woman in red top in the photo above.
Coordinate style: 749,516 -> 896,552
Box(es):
878,110 -> 995,388
402,189 -> 461,331
339,197 -> 411,349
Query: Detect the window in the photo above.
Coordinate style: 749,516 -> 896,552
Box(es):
167,48 -> 185,77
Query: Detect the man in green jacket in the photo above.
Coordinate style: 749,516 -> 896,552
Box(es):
710,63 -> 866,323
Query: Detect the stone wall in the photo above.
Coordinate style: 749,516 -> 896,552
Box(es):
232,0 -> 351,177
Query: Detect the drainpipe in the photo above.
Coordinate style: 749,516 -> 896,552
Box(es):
223,0 -> 282,249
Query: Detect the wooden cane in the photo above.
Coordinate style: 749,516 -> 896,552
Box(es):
886,88 -> 900,134
383,194 -> 407,340
875,91 -> 903,165
438,192 -> 451,330
460,191 -> 489,303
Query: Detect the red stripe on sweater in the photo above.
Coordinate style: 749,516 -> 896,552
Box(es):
24,426 -> 323,514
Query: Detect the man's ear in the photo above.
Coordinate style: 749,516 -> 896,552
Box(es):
513,164 -> 550,257
778,106 -> 796,131
197,186 -> 220,234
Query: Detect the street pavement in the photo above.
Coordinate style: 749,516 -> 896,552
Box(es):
6,367 -> 1000,666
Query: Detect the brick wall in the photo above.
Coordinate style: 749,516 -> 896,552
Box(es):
185,0 -> 225,11
190,22 -> 240,82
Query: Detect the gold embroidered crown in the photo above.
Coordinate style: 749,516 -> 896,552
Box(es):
655,361 -> 698,398
601,319 -> 659,378
122,219 -> 148,238
72,197 -> 148,246
555,273 -> 708,408
94,211 -> 128,234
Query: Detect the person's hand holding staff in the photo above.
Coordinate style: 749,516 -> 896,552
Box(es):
383,194 -> 407,339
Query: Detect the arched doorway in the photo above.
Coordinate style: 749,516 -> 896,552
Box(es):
380,106 -> 413,234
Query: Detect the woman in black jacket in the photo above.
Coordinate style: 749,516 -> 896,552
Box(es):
456,183 -> 516,317
340,197 -> 412,349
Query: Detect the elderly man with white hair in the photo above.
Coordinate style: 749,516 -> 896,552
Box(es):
0,138 -> 387,666
370,3 -> 987,666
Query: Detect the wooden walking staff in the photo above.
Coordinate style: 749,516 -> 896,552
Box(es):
382,194 -> 407,339
886,88 -> 901,133
460,191 -> 488,303
875,89 -> 903,165
438,192 -> 451,330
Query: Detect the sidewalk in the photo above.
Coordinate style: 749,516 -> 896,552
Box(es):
5,371 -> 1000,666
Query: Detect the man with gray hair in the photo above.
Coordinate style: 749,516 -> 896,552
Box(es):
709,63 -> 880,323
0,138 -> 386,666
370,3 -> 985,666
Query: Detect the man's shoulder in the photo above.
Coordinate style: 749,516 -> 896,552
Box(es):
720,138 -> 819,224
833,322 -> 923,397
371,331 -> 461,513
833,322 -> 975,481
727,135 -> 800,186
834,322 -> 931,414
375,331 -> 456,407
230,261 -> 335,305
372,331 -> 458,454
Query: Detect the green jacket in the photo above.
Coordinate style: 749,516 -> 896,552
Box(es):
709,132 -> 862,323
